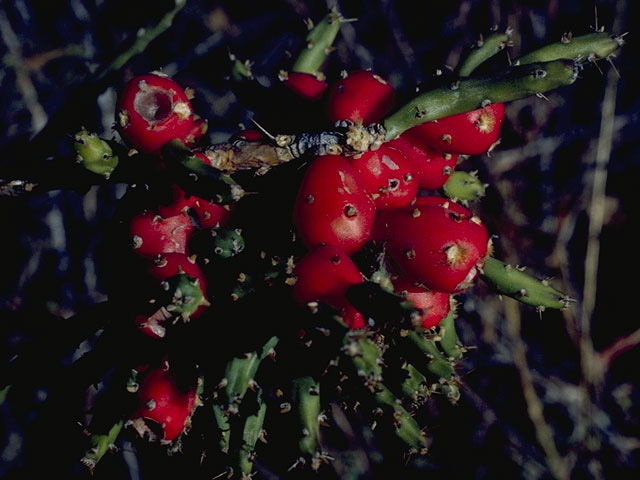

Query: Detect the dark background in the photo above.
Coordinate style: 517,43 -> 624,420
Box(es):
0,0 -> 638,479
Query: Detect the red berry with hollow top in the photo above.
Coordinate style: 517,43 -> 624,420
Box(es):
129,365 -> 197,443
117,72 -> 199,153
386,134 -> 458,190
375,204 -> 488,293
293,245 -> 365,329
293,155 -> 376,254
326,70 -> 395,125
404,103 -> 505,155
393,277 -> 451,329
282,71 -> 328,101
130,211 -> 194,258
350,145 -> 418,210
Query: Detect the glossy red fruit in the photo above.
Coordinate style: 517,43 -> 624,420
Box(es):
157,152 -> 211,217
340,303 -> 366,329
375,204 -> 488,293
117,73 -> 199,153
386,134 -> 458,190
192,200 -> 232,229
293,245 -> 365,329
350,145 -> 418,210
293,155 -> 376,254
157,183 -> 198,217
229,129 -> 264,142
130,211 -> 194,258
404,103 -> 505,155
326,70 -> 395,125
130,365 -> 197,443
157,153 -> 231,228
412,195 -> 472,216
283,71 -> 328,101
393,277 -> 450,329
148,253 -> 207,295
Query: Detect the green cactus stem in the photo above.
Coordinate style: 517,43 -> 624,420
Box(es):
221,336 -> 279,408
81,421 -> 124,472
399,362 -> 429,403
405,331 -> 457,380
383,59 -> 577,141
96,0 -> 187,81
480,257 -> 571,310
292,376 -> 322,457
162,273 -> 210,321
212,337 -> 279,454
442,170 -> 487,204
211,228 -> 246,259
0,385 -> 10,406
515,31 -> 624,65
74,129 -> 119,179
212,404 -> 232,453
346,335 -> 429,452
230,54 -> 254,82
238,390 -> 268,477
458,29 -> 512,77
437,311 -> 464,360
291,9 -> 343,75
161,140 -> 245,205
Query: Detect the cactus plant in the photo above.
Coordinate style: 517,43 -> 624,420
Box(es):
0,4 -> 629,480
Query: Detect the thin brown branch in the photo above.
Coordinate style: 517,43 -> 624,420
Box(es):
597,327 -> 640,370
504,298 -> 569,480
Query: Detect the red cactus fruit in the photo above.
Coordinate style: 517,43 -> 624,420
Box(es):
129,364 -> 197,443
340,303 -> 366,330
157,153 -> 211,218
293,245 -> 365,329
157,184 -> 198,218
404,103 -> 505,155
229,129 -> 264,142
375,204 -> 489,293
293,155 -> 376,254
386,134 -> 458,190
130,211 -> 194,258
393,277 -> 450,329
117,72 -> 199,153
184,115 -> 208,146
326,70 -> 395,125
350,144 -> 418,210
282,71 -> 328,101
157,153 -> 231,228
412,195 -> 472,216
